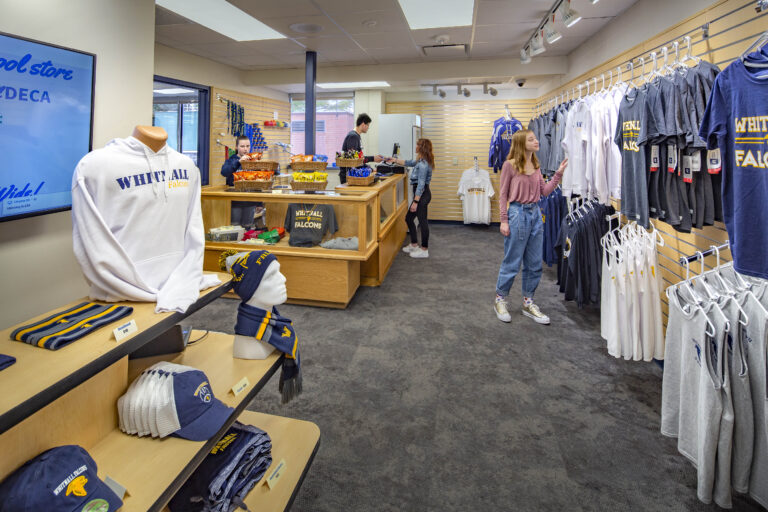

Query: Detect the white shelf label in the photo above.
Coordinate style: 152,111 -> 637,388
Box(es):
230,376 -> 251,397
113,319 -> 138,343
265,459 -> 286,490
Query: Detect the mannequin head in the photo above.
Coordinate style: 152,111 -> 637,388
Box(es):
245,260 -> 287,309
226,250 -> 287,309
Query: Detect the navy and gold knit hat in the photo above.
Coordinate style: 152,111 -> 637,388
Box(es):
225,250 -> 278,301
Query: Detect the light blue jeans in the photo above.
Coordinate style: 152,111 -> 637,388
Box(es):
495,202 -> 544,298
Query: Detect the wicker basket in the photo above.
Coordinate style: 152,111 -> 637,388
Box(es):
274,174 -> 293,187
291,161 -> 328,172
234,180 -> 274,191
290,180 -> 328,191
336,157 -> 364,168
345,175 -> 375,186
241,160 -> 279,171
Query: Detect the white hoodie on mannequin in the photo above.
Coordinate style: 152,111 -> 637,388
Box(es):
72,136 -> 220,313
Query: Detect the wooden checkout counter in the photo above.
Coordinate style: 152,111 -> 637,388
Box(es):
201,173 -> 407,308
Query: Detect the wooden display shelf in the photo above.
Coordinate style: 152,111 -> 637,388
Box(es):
202,185 -> 376,203
90,331 -> 284,512
205,236 -> 377,262
236,411 -> 320,512
0,274 -> 232,435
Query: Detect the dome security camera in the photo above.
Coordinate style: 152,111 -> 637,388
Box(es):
516,78 -> 527,87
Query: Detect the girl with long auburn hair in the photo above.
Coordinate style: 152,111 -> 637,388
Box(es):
389,138 -> 434,258
494,129 -> 568,324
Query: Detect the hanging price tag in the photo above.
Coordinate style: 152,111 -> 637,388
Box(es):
707,148 -> 722,174
650,145 -> 660,172
691,151 -> 702,173
667,144 -> 678,173
682,155 -> 693,183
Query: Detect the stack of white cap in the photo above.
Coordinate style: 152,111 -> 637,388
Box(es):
117,362 -> 233,441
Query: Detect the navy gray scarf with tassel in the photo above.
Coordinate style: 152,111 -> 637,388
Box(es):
235,303 -> 302,403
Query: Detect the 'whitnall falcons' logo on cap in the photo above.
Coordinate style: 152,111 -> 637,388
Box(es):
194,381 -> 213,403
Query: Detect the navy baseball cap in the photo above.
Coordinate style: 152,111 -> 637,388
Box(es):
171,369 -> 233,441
0,445 -> 122,512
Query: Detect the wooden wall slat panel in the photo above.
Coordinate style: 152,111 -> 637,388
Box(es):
208,87 -> 290,187
386,100 -> 535,222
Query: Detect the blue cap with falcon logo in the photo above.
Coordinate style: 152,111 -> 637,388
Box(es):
0,445 -> 122,512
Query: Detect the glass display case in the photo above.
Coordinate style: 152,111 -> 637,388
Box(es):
201,186 -> 380,308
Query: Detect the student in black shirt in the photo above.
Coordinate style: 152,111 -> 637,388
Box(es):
339,113 -> 383,184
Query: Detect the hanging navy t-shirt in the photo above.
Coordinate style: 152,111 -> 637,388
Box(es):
699,51 -> 768,279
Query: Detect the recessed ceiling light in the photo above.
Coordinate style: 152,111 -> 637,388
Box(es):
156,0 -> 285,41
289,23 -> 324,34
397,0 -> 473,29
317,81 -> 391,89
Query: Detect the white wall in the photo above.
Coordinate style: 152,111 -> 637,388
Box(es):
0,0 -> 155,327
154,45 -> 288,102
354,90 -> 386,156
539,0 -> 716,95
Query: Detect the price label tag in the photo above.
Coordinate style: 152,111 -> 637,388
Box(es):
264,459 -> 286,490
230,376 -> 251,397
650,145 -> 660,172
113,319 -> 138,343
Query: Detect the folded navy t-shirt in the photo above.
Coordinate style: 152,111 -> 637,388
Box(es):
0,354 -> 16,371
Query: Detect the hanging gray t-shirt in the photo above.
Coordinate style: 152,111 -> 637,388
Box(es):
614,87 -> 650,228
284,203 -> 338,247
742,284 -> 768,509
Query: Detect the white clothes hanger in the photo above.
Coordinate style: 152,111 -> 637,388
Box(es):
741,31 -> 768,68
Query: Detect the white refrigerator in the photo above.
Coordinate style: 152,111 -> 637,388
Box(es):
378,114 -> 422,161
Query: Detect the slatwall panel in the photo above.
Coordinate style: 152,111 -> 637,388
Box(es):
386,100 -> 535,222
208,87 -> 291,186
533,0 -> 763,329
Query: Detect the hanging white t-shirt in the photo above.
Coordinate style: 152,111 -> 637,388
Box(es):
457,167 -> 494,225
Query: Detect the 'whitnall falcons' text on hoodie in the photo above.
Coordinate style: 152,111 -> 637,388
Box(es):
72,136 -> 220,313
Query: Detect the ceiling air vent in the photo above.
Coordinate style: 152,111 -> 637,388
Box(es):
422,44 -> 467,58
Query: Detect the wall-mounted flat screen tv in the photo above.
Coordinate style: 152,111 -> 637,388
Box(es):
0,32 -> 95,222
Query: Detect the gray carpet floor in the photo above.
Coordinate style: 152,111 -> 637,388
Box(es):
184,223 -> 764,511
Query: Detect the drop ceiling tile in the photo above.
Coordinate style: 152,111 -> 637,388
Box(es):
192,39 -> 305,58
354,31 -> 417,50
229,53 -> 288,67
293,35 -> 358,52
475,0 -> 551,24
155,24 -> 235,45
470,41 -> 517,58
328,10 -> 409,35
316,46 -> 372,62
365,46 -> 423,62
155,6 -> 192,26
260,15 -> 345,38
473,23 -> 537,44
410,26 -> 472,46
228,0 -> 322,19
313,0 -> 400,14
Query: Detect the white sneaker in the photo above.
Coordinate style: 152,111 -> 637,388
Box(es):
409,248 -> 429,259
522,303 -> 550,325
402,245 -> 419,254
494,299 -> 511,322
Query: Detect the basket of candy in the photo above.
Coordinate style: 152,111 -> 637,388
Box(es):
345,165 -> 375,186
335,149 -> 364,168
290,171 -> 328,191
240,152 -> 279,171
290,154 -> 328,172
233,170 -> 274,191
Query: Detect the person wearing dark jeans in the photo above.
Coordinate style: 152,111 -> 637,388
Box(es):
389,138 -> 434,259
339,113 -> 383,184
